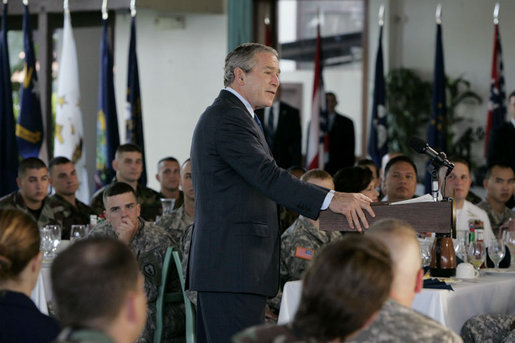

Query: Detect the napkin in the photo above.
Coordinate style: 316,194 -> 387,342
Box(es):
423,278 -> 454,291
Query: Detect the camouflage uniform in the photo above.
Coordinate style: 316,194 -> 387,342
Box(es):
0,191 -> 66,230
158,190 -> 184,210
49,193 -> 95,239
88,218 -> 185,343
89,178 -> 162,222
266,216 -> 341,313
460,314 -> 515,343
179,224 -> 196,306
232,323 -> 321,343
278,205 -> 298,236
347,298 -> 463,343
55,328 -> 116,343
478,201 -> 513,236
155,205 -> 193,246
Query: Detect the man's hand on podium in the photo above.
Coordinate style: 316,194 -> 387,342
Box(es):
328,192 -> 375,232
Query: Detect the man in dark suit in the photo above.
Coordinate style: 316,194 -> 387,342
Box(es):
189,43 -> 374,342
325,92 -> 356,175
255,87 -> 302,169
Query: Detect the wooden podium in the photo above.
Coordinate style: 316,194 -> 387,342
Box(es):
319,200 -> 456,237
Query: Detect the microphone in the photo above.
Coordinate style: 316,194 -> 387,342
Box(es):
408,137 -> 455,171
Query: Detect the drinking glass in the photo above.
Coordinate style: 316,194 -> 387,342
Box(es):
70,225 -> 87,242
46,225 -> 61,258
454,231 -> 468,262
487,239 -> 505,269
160,198 -> 176,215
467,241 -> 486,272
39,226 -> 53,261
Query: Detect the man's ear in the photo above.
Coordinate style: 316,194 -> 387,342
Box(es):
16,177 -> 21,189
415,268 -> 424,293
482,178 -> 488,189
112,159 -> 118,172
234,67 -> 246,84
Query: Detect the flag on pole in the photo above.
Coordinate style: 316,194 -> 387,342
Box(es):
368,25 -> 387,167
17,3 -> 45,161
264,17 -> 272,47
0,1 -> 19,196
125,14 -> 147,186
54,7 -> 90,202
95,18 -> 119,190
306,21 -> 328,170
425,21 -> 447,193
484,23 -> 505,155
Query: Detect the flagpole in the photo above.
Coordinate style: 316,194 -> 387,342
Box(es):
102,0 -> 108,20
435,4 -> 442,24
130,0 -> 136,17
493,3 -> 499,24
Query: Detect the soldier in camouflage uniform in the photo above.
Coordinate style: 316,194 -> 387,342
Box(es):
88,182 -> 184,343
233,236 -> 393,343
460,314 -> 515,343
348,219 -> 462,343
90,144 -> 161,222
268,170 -> 340,314
48,157 -> 95,238
156,156 -> 184,210
0,157 -> 66,231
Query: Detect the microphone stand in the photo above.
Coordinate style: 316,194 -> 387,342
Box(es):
428,152 -> 449,202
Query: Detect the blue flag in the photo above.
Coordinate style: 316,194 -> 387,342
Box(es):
16,4 -> 44,160
368,25 -> 387,167
125,15 -> 147,185
425,22 -> 447,193
95,18 -> 119,190
0,2 -> 18,196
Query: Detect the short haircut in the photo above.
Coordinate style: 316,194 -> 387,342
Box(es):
357,158 -> 379,178
384,155 -> 417,177
181,158 -> 191,169
293,236 -> 392,340
18,157 -> 47,178
115,143 -> 142,159
157,156 -> 179,170
287,165 -> 306,174
447,155 -> 471,173
333,167 -> 373,193
224,43 -> 278,87
325,91 -> 336,98
51,237 -> 140,327
0,209 -> 40,281
484,163 -> 515,180
48,156 -> 72,170
102,182 -> 137,207
301,169 -> 332,183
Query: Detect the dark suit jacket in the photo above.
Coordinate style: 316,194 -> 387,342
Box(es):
487,121 -> 515,171
0,290 -> 60,343
325,113 -> 355,175
189,90 -> 327,297
255,102 -> 302,169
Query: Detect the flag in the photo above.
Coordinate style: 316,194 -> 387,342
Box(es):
368,25 -> 387,167
264,17 -> 272,47
484,23 -> 505,155
425,22 -> 447,193
306,22 -> 328,170
0,1 -> 18,196
125,15 -> 147,186
17,4 -> 45,161
95,18 -> 119,190
54,8 -> 89,202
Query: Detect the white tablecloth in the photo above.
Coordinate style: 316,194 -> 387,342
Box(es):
278,271 -> 515,333
30,262 -> 52,315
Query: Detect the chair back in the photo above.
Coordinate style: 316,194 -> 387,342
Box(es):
172,249 -> 196,343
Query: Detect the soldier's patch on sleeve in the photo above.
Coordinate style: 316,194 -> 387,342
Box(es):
138,248 -> 162,287
295,246 -> 313,260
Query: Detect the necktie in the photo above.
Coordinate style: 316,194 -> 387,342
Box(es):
253,114 -> 264,133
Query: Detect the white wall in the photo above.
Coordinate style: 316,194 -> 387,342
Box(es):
368,0 -> 515,166
113,10 -> 227,191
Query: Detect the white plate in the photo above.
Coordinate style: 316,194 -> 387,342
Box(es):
482,268 -> 515,275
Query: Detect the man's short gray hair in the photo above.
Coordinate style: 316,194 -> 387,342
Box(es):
224,43 -> 278,87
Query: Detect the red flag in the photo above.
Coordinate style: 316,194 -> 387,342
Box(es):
484,23 -> 506,156
306,23 -> 328,170
264,17 -> 272,47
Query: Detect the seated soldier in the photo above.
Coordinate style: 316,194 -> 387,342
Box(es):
334,166 -> 380,202
156,156 -> 184,210
88,182 -> 183,342
348,219 -> 462,343
233,235 -> 393,343
461,314 -> 515,343
0,157 -> 65,232
381,155 -> 418,202
51,237 -> 147,343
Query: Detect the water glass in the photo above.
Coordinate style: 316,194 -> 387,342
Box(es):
487,239 -> 505,269
47,225 -> 62,257
70,225 -> 87,242
160,198 -> 176,215
454,231 -> 468,262
39,226 -> 54,261
467,241 -> 486,271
